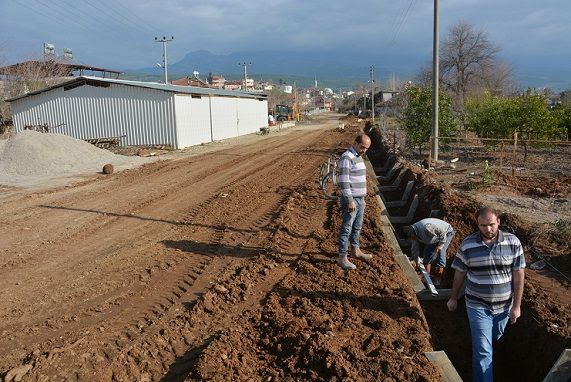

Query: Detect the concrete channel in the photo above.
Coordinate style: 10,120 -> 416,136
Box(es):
366,158 -> 462,381
366,134 -> 570,381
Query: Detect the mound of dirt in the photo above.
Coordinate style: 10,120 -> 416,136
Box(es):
0,131 -> 151,186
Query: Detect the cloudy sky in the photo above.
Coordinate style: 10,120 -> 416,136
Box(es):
1,0 -> 570,88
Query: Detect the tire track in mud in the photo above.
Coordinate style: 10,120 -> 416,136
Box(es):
99,187 -> 316,379
185,186 -> 333,381
99,151 -> 329,379
0,129 -> 326,342
0,126 -> 337,379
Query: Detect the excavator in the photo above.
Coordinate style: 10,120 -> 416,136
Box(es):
275,104 -> 292,121
275,103 -> 299,121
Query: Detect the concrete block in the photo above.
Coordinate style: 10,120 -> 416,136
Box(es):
424,351 -> 463,382
544,349 -> 571,382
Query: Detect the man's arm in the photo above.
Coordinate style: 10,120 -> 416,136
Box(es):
447,270 -> 467,311
410,239 -> 420,264
338,155 -> 356,210
509,269 -> 525,323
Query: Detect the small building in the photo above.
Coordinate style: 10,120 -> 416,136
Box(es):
0,60 -> 122,78
8,76 -> 268,149
171,76 -> 211,88
211,75 -> 226,89
224,80 -> 243,91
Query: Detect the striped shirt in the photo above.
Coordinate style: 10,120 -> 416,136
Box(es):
452,230 -> 525,314
338,146 -> 367,201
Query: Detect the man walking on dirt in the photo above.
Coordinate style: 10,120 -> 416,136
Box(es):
337,133 -> 372,270
403,218 -> 455,285
447,207 -> 525,382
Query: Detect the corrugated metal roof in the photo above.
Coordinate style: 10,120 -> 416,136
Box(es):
7,76 -> 268,102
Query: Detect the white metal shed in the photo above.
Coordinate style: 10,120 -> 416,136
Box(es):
8,76 -> 268,149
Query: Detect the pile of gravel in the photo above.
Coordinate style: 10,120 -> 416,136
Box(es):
0,131 -> 152,185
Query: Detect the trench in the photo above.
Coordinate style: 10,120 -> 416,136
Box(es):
364,125 -> 569,381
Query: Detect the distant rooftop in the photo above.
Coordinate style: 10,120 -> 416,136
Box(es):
0,60 -> 122,78
7,76 -> 268,102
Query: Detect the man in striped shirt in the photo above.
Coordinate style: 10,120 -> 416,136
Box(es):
337,133 -> 372,270
447,207 -> 525,382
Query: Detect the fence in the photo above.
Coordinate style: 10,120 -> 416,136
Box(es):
379,125 -> 571,178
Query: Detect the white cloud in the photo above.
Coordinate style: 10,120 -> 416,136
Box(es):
0,0 -> 569,87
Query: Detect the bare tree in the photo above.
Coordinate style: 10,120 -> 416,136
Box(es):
475,61 -> 516,96
1,54 -> 72,127
440,22 -> 509,107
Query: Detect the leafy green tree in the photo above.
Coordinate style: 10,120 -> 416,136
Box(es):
560,90 -> 571,107
399,85 -> 458,155
553,105 -> 571,140
465,91 -> 566,159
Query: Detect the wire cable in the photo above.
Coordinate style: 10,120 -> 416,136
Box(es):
388,0 -> 417,48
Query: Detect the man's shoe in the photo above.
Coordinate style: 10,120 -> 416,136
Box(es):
353,249 -> 372,261
337,254 -> 357,270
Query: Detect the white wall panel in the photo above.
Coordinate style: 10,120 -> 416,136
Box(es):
236,98 -> 268,135
210,97 -> 238,141
174,94 -> 212,148
11,80 -> 269,150
12,83 -> 177,148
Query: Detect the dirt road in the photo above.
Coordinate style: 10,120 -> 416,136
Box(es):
0,115 -> 439,381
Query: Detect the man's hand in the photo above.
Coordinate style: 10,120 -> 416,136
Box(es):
509,306 -> 521,323
447,298 -> 458,312
348,201 -> 356,212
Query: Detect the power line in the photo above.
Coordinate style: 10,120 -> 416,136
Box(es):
83,0 -> 154,35
104,0 -> 158,34
21,0 -> 92,33
50,0 -> 112,32
387,0 -> 418,49
387,0 -> 412,42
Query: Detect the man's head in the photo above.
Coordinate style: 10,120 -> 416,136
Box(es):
475,207 -> 500,241
352,134 -> 371,156
402,225 -> 416,240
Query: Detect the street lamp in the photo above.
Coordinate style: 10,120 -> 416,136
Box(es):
155,36 -> 174,83
370,65 -> 375,123
239,62 -> 252,90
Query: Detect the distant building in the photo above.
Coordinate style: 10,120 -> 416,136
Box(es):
8,76 -> 268,149
211,75 -> 226,88
381,91 -> 399,103
171,76 -> 211,87
0,60 -> 122,79
243,78 -> 254,89
224,80 -> 243,91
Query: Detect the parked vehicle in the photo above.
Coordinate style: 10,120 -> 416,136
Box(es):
275,104 -> 292,121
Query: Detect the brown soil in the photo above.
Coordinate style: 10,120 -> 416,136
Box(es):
0,115 -> 441,381
369,128 -> 571,381
2,114 -> 568,381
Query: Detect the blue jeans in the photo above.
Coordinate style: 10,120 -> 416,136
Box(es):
466,306 -> 509,382
338,197 -> 365,254
422,230 -> 455,267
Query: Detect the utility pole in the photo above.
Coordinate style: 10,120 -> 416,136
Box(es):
293,81 -> 298,121
431,0 -> 440,162
155,36 -> 174,84
370,65 -> 375,123
239,62 -> 251,91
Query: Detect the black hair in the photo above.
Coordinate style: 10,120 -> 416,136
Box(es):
402,225 -> 414,238
355,133 -> 370,144
475,207 -> 500,220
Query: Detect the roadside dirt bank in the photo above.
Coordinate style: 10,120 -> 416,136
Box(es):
369,124 -> 570,381
0,115 -> 440,381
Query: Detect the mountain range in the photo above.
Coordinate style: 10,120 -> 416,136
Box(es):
128,49 -> 571,91
130,50 -> 421,90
